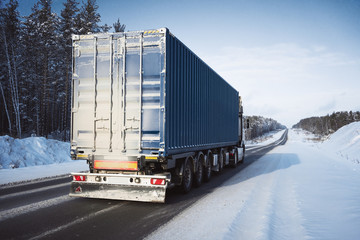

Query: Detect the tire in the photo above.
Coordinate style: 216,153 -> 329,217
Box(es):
194,158 -> 203,187
239,147 -> 245,164
230,150 -> 238,168
218,151 -> 224,172
181,159 -> 193,193
204,155 -> 212,182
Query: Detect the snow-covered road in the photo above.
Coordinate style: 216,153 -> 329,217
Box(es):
147,129 -> 360,240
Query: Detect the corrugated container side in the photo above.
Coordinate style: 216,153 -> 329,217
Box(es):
164,30 -> 239,156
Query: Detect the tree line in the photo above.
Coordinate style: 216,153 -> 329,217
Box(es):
292,111 -> 360,135
0,0 -> 125,140
244,116 -> 286,140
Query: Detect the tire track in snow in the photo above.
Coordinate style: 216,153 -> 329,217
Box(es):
225,152 -> 280,239
266,153 -> 308,240
226,148 -> 308,240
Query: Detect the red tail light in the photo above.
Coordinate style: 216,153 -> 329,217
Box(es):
150,178 -> 166,185
73,175 -> 86,181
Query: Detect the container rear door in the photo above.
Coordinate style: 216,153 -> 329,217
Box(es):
123,32 -> 165,155
71,31 -> 165,157
122,37 -> 142,154
72,36 -> 119,153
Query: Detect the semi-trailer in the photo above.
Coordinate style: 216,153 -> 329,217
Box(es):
69,28 -> 245,203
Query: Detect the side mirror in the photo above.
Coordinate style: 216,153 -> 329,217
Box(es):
246,119 -> 250,129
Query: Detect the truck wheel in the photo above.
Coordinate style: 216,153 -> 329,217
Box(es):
230,150 -> 238,168
204,156 -> 212,182
181,159 -> 193,193
239,147 -> 245,164
194,159 -> 203,187
218,152 -> 224,172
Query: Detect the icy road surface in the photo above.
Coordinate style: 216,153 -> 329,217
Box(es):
147,128 -> 360,240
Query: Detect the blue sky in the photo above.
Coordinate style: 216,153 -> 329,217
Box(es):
17,0 -> 360,127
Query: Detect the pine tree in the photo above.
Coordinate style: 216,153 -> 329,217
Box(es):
0,0 -> 22,137
23,0 -> 60,137
0,29 -> 11,136
76,0 -> 101,34
113,18 -> 125,32
61,0 -> 79,45
100,23 -> 111,32
0,0 -> 11,135
22,4 -> 41,136
60,0 -> 79,140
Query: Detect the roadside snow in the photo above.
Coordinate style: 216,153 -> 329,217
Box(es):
0,161 -> 88,185
320,121 -> 360,164
147,127 -> 360,240
246,129 -> 286,147
0,135 -> 88,185
0,135 -> 71,169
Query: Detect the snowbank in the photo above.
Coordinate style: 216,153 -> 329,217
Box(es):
320,121 -> 360,164
0,135 -> 89,185
0,135 -> 71,169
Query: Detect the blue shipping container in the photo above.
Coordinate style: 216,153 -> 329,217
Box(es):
164,30 -> 239,155
71,28 -> 239,160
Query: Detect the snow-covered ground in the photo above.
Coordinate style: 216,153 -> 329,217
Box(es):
0,161 -> 88,185
246,129 -> 286,147
0,135 -> 71,169
0,136 -> 88,185
147,124 -> 360,240
320,121 -> 360,164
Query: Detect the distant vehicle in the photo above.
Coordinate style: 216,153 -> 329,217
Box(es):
69,28 -> 245,203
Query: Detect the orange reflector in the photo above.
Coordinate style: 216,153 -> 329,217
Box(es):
74,175 -> 86,181
150,178 -> 166,185
94,160 -> 138,170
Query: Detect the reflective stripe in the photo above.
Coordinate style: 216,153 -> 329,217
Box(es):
144,30 -> 159,35
94,160 -> 138,170
150,178 -> 166,185
74,175 -> 86,181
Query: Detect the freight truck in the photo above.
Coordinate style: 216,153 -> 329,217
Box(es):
69,28 -> 245,203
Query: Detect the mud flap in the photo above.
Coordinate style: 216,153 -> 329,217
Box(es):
69,182 -> 167,203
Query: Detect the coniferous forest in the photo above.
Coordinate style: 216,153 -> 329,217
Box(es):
244,116 -> 286,140
293,111 -> 360,136
0,0 -> 125,140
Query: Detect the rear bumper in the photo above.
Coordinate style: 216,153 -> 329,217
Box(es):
69,172 -> 170,203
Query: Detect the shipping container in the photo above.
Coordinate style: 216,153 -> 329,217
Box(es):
165,31 -> 239,155
70,28 -> 245,203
